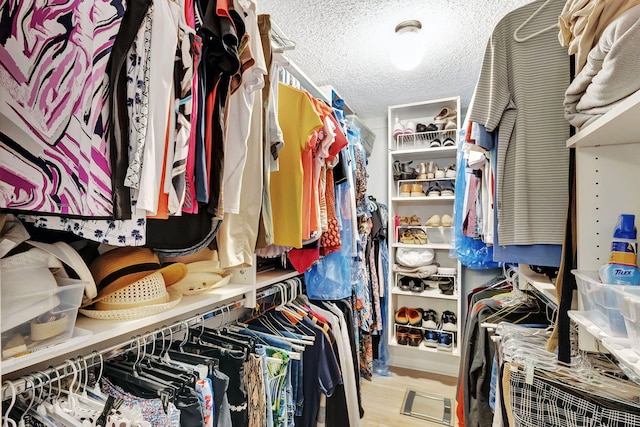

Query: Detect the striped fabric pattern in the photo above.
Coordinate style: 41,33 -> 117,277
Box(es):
0,0 -> 125,217
469,0 -> 570,246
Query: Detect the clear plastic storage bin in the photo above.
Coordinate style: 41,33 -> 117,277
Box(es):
425,226 -> 452,244
1,279 -> 85,360
572,270 -> 640,337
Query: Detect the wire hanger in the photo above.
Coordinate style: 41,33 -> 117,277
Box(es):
513,0 -> 559,43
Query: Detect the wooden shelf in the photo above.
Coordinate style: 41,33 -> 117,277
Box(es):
567,89 -> 640,148
390,146 -> 458,160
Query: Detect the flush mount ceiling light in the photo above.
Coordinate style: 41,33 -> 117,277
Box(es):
391,20 -> 425,71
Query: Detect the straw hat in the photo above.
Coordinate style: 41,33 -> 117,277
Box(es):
79,271 -> 182,321
85,247 -> 187,307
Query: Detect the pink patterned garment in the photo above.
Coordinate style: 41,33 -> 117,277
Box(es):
0,0 -> 125,216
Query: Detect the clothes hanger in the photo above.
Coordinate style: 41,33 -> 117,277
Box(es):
513,0 -> 559,43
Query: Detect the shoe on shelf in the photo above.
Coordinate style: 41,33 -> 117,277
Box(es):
393,160 -> 403,181
412,231 -> 428,245
408,328 -> 423,347
393,120 -> 405,138
400,184 -> 411,197
400,230 -> 417,244
425,215 -> 441,227
441,310 -> 458,332
445,163 -> 456,179
416,123 -> 427,133
438,277 -> 456,295
410,184 -> 423,197
426,182 -> 441,197
400,162 -> 418,180
429,138 -> 442,148
395,307 -> 409,325
399,214 -> 421,226
443,119 -> 457,130
404,121 -> 416,134
396,326 -> 410,345
422,308 -> 438,329
437,331 -> 454,351
442,137 -> 456,146
434,107 -> 457,130
398,276 -> 412,291
441,214 -> 453,227
408,308 -> 423,326
424,329 -> 439,348
435,168 -> 446,179
439,181 -> 455,196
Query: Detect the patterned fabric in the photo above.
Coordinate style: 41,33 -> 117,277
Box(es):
244,354 -> 267,427
265,346 -> 290,427
354,234 -> 372,333
0,0 -> 125,216
196,378 -> 214,427
509,369 -> 640,427
359,332 -> 373,381
124,6 -> 153,190
21,202 -> 147,245
320,168 -> 341,256
368,229 -> 383,332
100,377 -> 181,427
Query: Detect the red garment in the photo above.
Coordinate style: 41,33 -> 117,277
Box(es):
288,247 -> 320,273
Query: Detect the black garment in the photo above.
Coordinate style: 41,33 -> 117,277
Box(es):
332,150 -> 348,185
190,340 -> 248,427
107,0 -> 152,219
146,211 -> 220,253
174,388 -> 205,427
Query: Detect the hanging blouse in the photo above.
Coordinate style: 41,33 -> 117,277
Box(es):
0,0 -> 126,217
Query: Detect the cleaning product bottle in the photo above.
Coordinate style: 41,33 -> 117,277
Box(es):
599,214 -> 640,285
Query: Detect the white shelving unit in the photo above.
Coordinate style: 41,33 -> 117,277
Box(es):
570,90 -> 640,356
387,97 -> 462,376
1,269 -> 300,379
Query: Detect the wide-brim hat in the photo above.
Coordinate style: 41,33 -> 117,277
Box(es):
84,247 -> 187,307
79,271 -> 182,321
27,240 -> 98,300
172,264 -> 233,295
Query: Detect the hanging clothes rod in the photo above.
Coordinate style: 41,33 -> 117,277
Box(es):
1,278 -> 301,400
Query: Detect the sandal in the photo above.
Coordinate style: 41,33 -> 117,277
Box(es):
399,216 -> 410,226
429,138 -> 442,148
442,137 -> 456,147
393,160 -> 403,180
413,231 -> 428,245
399,276 -> 412,291
410,184 -> 423,197
426,182 -> 441,197
440,181 -> 455,197
408,214 -> 421,226
399,230 -> 414,244
397,326 -> 410,345
408,328 -> 423,347
395,307 -> 409,325
408,308 -> 423,326
410,279 -> 425,293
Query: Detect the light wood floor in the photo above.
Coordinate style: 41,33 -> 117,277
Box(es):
360,366 -> 458,427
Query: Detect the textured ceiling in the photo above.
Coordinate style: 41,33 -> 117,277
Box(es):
257,0 -> 533,119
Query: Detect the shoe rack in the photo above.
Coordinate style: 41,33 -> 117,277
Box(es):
387,97 -> 462,376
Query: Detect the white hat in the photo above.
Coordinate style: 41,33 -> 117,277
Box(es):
27,240 -> 97,299
172,260 -> 233,295
79,271 -> 182,321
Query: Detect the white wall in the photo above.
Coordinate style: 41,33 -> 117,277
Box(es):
363,116 -> 389,206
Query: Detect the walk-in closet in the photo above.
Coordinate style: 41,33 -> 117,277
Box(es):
2,0 -> 640,426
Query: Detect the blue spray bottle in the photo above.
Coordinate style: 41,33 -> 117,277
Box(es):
599,214 -> 640,285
